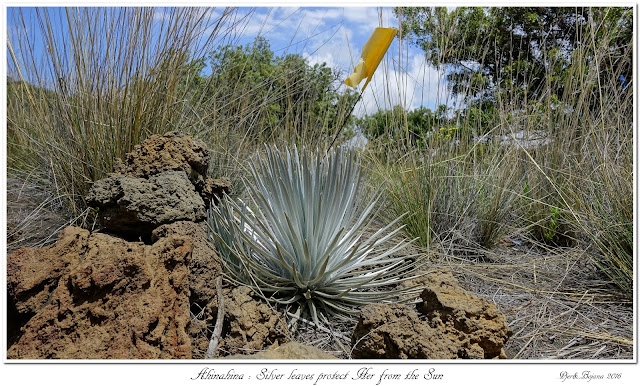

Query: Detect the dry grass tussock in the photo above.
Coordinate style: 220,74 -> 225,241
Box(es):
6,178 -> 75,254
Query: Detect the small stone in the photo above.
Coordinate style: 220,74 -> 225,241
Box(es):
213,286 -> 289,356
351,303 -> 461,359
351,268 -> 512,359
200,176 -> 231,205
86,171 -> 205,237
417,269 -> 513,359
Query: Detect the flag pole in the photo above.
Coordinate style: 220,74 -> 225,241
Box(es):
326,91 -> 363,155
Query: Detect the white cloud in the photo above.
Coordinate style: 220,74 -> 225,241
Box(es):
303,51 -> 336,68
297,7 -> 344,29
232,8 -> 276,38
341,7 -> 378,28
352,43 -> 454,117
152,8 -> 170,23
302,25 -> 353,70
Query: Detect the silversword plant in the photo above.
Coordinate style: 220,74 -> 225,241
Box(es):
207,145 -> 421,324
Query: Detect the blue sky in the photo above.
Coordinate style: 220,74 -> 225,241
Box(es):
7,5 -> 453,116
206,6 -> 452,116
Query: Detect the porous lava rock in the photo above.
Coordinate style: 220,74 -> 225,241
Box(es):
351,268 -> 511,359
8,227 -> 89,318
200,176 -> 232,206
86,132 -> 231,238
151,221 -> 224,359
223,342 -> 337,359
86,171 -> 205,236
208,286 -> 290,356
7,227 -> 90,346
351,304 -> 462,359
417,269 -> 512,359
7,132 -> 254,360
113,131 -> 230,204
7,227 -> 194,359
151,221 -> 221,307
114,131 -> 208,184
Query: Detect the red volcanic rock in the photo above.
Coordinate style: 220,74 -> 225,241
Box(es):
7,227 -> 194,359
352,268 -> 512,359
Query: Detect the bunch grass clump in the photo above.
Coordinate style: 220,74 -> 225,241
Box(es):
7,7 -> 242,218
207,145 -> 422,324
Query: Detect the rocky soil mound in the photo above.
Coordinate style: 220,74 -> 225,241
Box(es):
351,269 -> 512,359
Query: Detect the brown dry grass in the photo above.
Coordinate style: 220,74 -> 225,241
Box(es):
439,240 -> 633,360
6,178 -> 74,254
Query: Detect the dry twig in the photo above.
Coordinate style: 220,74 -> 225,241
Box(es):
205,276 -> 225,359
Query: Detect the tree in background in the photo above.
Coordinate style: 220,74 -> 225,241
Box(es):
186,37 -> 359,144
398,7 -> 632,105
356,104 -> 456,149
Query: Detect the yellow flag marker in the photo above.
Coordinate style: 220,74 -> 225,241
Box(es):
345,27 -> 398,92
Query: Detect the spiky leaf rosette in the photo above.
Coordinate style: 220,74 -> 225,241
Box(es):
207,145 -> 421,324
